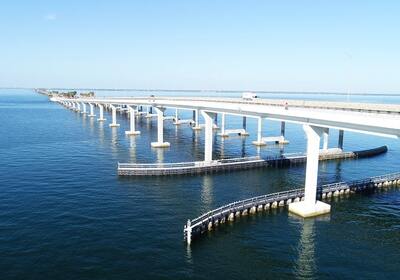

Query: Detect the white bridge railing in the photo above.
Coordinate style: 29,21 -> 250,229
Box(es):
118,156 -> 263,170
59,96 -> 400,114
190,188 -> 304,228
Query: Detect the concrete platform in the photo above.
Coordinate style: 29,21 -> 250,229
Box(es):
125,131 -> 141,135
88,114 -> 96,117
109,123 -> 120,127
252,141 -> 267,146
219,129 -> 249,137
192,126 -> 202,130
97,118 -> 106,122
288,200 -> 331,218
151,142 -> 170,148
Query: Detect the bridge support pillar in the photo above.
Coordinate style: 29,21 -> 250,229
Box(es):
338,130 -> 344,150
76,102 -> 81,112
289,125 -> 331,218
252,117 -> 266,146
219,113 -> 228,137
109,105 -> 120,127
279,121 -> 289,144
185,220 -> 192,245
125,106 -> 140,135
192,109 -> 201,130
81,102 -> 87,114
88,103 -> 96,117
322,128 -> 329,150
97,104 -> 106,121
202,111 -> 216,162
174,108 -> 179,124
151,107 -> 170,148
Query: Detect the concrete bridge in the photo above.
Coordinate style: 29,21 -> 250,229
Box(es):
49,94 -> 400,219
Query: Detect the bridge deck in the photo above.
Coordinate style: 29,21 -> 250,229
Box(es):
118,146 -> 387,176
184,172 -> 400,244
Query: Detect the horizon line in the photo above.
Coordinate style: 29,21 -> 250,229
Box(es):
1,86 -> 400,96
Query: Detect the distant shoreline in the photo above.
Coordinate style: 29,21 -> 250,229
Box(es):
1,87 -> 400,96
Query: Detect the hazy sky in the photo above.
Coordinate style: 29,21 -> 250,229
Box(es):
0,1 -> 399,93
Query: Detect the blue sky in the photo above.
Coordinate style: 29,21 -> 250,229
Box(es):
0,0 -> 399,93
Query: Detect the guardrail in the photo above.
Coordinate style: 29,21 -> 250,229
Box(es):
55,96 -> 400,115
118,156 -> 262,170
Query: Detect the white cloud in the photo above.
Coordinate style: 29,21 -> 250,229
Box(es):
44,14 -> 57,21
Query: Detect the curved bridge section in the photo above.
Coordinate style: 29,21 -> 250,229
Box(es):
184,172 -> 400,244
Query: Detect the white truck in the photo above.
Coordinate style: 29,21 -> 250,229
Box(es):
242,92 -> 258,100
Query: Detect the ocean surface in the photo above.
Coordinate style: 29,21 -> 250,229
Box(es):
0,89 -> 399,279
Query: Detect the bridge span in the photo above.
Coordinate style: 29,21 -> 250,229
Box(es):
49,93 -> 400,218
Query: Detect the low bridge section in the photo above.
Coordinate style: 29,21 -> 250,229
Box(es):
118,146 -> 387,176
184,172 -> 400,244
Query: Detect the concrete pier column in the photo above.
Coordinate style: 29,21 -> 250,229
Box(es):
288,125 -> 331,217
192,109 -> 201,130
252,117 -> 266,146
109,105 -> 120,127
201,111 -> 216,162
322,128 -> 329,150
125,105 -> 140,135
88,103 -> 96,117
219,113 -> 227,137
175,108 -> 179,123
185,220 -> 192,245
81,102 -> 87,114
281,121 -> 286,137
76,102 -> 81,112
338,130 -> 344,150
242,116 -> 247,130
279,121 -> 289,144
151,107 -> 170,148
97,104 -> 106,121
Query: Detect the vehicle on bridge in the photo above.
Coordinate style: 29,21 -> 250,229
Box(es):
242,92 -> 258,100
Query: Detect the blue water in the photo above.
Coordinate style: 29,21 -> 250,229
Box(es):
0,89 -> 399,279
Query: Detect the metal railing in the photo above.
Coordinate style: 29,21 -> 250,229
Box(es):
189,172 -> 400,228
118,156 -> 263,170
